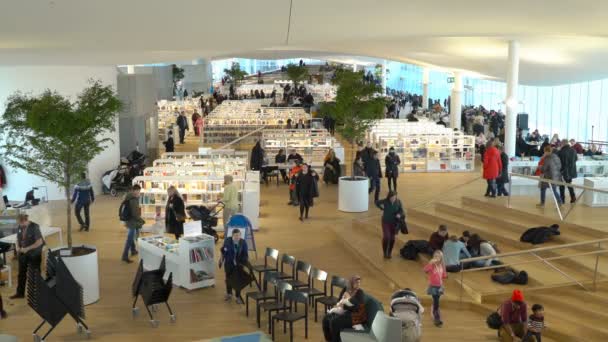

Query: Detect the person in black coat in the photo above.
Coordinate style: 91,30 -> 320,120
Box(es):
287,149 -> 303,164
250,141 -> 264,171
496,145 -> 510,196
295,164 -> 319,221
165,186 -> 186,239
163,130 -> 175,153
275,148 -> 288,183
219,229 -> 249,303
176,112 -> 189,144
323,149 -> 341,184
361,142 -> 376,171
385,147 -> 401,192
366,151 -> 382,202
557,139 -> 578,203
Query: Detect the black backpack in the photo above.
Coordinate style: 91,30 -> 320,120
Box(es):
513,271 -> 528,285
400,242 -> 418,260
491,269 -> 516,284
119,199 -> 132,222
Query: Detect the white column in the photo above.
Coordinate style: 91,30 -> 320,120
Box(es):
352,64 -> 358,72
127,65 -> 135,75
182,58 -> 213,95
504,40 -> 520,156
450,72 -> 462,130
422,68 -> 429,110
381,60 -> 387,94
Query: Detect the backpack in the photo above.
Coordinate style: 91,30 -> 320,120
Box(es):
400,242 -> 418,260
513,271 -> 528,285
486,306 -> 503,330
119,199 -> 131,222
491,269 -> 516,284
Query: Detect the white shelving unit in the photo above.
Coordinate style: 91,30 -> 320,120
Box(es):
138,234 -> 215,291
262,129 -> 344,168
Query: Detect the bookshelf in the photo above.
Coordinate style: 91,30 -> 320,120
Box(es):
262,129 -> 344,168
138,234 -> 215,290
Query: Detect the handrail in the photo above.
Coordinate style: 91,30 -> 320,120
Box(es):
509,172 -> 608,194
219,126 -> 266,150
460,238 -> 608,263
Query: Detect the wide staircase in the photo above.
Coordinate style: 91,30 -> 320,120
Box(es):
335,195 -> 608,341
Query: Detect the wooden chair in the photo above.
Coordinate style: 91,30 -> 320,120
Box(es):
251,247 -> 279,285
314,275 -> 347,322
271,290 -> 309,342
286,260 -> 311,289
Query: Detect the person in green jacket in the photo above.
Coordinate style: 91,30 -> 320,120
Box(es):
375,191 -> 405,259
121,185 -> 145,263
221,175 -> 239,229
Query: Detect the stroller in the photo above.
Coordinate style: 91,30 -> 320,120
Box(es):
186,202 -> 224,243
390,289 -> 424,342
102,150 -> 147,196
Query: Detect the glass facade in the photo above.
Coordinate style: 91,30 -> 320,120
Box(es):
211,58 -> 324,81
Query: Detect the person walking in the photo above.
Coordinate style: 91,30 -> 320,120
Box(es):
384,147 -> 401,192
250,140 -> 264,171
483,139 -> 502,198
121,185 -> 145,263
557,139 -> 577,203
423,250 -> 447,327
375,191 -> 404,259
176,111 -> 189,144
497,144 -> 510,196
537,146 -> 563,208
221,175 -> 239,229
295,163 -> 319,221
10,214 -> 44,299
71,172 -> 95,232
219,228 -> 248,304
366,151 -> 382,202
165,186 -> 186,240
361,141 -> 376,171
163,130 -> 175,152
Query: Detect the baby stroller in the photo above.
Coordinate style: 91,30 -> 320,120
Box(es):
102,150 -> 147,196
390,289 -> 424,342
186,202 -> 224,243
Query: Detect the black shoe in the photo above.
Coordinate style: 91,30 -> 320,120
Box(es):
299,217 -> 303,222
484,193 -> 490,197
79,225 -> 85,232
571,198 -> 576,203
490,195 -> 496,198
131,250 -> 139,256
85,225 -> 90,232
9,294 -> 24,299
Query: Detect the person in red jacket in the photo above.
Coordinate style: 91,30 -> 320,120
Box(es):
483,139 -> 503,198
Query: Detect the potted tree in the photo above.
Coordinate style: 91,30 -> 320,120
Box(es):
322,68 -> 386,212
0,80 -> 122,305
285,63 -> 309,87
223,62 -> 248,86
172,64 -> 185,98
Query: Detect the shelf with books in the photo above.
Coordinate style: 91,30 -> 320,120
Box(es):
262,129 -> 344,167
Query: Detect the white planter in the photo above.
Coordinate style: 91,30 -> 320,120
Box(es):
51,245 -> 100,305
339,176 -> 369,212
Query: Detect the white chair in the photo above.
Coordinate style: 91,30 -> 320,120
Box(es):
341,311 -> 402,342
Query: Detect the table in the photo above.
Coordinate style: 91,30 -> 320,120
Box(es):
0,226 -> 63,246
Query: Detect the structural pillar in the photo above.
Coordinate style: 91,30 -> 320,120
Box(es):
504,41 -> 520,156
182,58 -> 213,96
353,64 -> 358,72
422,68 -> 429,110
450,72 -> 462,130
381,60 -> 387,94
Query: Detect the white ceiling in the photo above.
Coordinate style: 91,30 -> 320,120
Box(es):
3,0 -> 608,85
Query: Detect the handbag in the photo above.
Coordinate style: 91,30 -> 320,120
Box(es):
397,217 -> 408,234
486,305 -> 503,330
172,208 -> 186,222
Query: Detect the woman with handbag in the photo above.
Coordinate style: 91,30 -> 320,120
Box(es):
375,191 -> 405,259
165,185 -> 186,240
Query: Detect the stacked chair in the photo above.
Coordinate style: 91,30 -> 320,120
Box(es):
131,256 -> 176,327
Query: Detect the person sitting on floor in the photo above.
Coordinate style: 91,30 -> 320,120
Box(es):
468,234 -> 499,268
442,235 -> 471,272
428,225 -> 449,254
498,290 -> 529,342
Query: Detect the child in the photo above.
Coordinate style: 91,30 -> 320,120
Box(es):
423,250 -> 447,327
524,304 -> 545,342
163,130 -> 175,153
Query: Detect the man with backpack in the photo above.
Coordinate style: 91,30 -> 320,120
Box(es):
120,185 -> 145,263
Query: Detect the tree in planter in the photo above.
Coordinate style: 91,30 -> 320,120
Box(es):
223,62 -> 248,86
321,69 -> 386,178
0,80 -> 122,249
285,63 -> 309,87
172,64 -> 185,97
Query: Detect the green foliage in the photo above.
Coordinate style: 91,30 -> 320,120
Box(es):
323,69 -> 386,145
223,62 -> 248,85
0,80 -> 122,248
172,64 -> 185,82
285,63 -> 309,86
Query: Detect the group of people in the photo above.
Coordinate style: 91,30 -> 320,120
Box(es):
533,139 -> 579,207
482,138 -> 510,197
355,141 -> 401,202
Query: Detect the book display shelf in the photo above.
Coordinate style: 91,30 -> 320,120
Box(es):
368,120 -> 475,173
305,84 -> 337,102
262,129 -> 344,167
138,234 -> 215,290
236,84 -> 284,97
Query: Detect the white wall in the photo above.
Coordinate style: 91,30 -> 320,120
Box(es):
0,66 -> 120,201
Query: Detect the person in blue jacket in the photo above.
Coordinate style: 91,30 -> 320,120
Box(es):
219,229 -> 249,304
71,172 -> 95,232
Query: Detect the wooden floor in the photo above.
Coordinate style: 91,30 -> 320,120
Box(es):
1,132 -> 605,341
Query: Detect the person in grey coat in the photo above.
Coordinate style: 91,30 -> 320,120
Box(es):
557,139 -> 578,203
538,146 -> 563,208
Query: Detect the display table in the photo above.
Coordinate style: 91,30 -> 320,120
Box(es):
0,226 -> 63,245
138,234 -> 215,291
583,177 -> 608,207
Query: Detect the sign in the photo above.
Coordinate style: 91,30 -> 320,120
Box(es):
447,77 -> 455,84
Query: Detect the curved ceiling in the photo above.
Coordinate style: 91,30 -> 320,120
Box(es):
2,0 -> 608,85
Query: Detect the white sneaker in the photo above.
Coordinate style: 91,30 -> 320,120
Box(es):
224,294 -> 232,302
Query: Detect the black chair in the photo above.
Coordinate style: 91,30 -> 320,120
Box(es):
314,275 -> 347,322
245,271 -> 279,317
258,280 -> 293,332
251,248 -> 279,285
277,254 -> 296,280
298,268 -> 327,307
286,260 -> 311,289
272,290 -> 309,342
